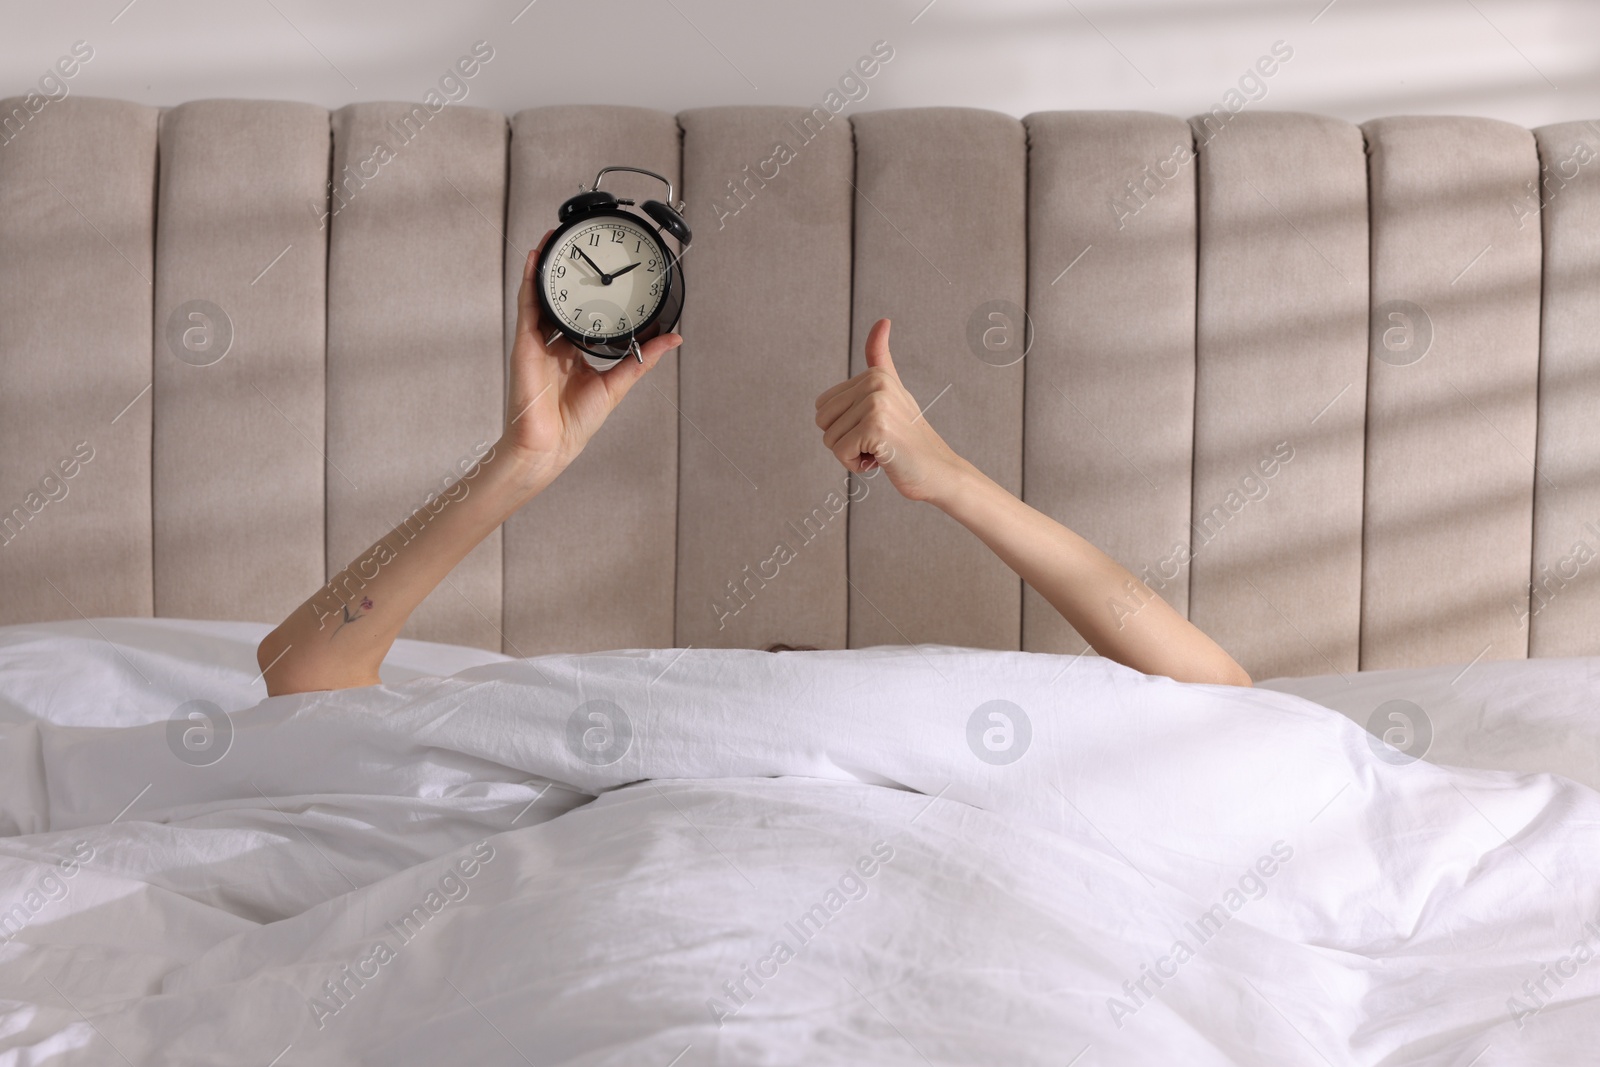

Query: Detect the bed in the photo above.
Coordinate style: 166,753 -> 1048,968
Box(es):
2,97 -> 1599,1064
2,619 -> 1599,1064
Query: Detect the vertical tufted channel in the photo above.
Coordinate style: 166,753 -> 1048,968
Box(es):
847,108 -> 1027,650
1528,120 -> 1600,658
153,101 -> 330,625
0,98 -> 157,625
674,107 -> 856,650
503,106 -> 681,655
1187,112 -> 1369,682
1361,117 -> 1543,671
1021,112 -> 1197,657
326,103 -> 507,650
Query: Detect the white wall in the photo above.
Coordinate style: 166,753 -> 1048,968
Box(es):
4,0 -> 1598,128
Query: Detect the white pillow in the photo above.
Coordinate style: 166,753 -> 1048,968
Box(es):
1261,656 -> 1600,791
0,617 -> 510,727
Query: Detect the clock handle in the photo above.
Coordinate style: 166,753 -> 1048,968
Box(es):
590,165 -> 675,205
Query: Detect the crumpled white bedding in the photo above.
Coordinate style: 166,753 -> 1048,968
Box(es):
0,619 -> 1597,1066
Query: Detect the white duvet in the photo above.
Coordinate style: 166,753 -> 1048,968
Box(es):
1,619 -> 1597,1066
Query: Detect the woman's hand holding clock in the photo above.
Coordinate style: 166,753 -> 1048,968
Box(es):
502,229 -> 682,498
258,224 -> 687,699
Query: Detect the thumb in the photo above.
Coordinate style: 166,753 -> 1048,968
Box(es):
864,317 -> 896,375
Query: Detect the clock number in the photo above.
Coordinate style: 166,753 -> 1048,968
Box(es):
634,240 -> 642,252
636,304 -> 645,316
619,314 -> 628,330
587,233 -> 600,247
554,263 -> 566,278
568,245 -> 580,259
591,316 -> 603,333
611,229 -> 625,244
649,280 -> 662,296
646,258 -> 658,273
556,288 -> 568,303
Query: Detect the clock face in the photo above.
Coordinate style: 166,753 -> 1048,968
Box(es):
543,215 -> 669,342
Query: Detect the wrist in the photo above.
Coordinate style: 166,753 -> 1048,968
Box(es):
495,437 -> 567,501
924,452 -> 986,513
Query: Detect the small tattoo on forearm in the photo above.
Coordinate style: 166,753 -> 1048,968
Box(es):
332,596 -> 374,637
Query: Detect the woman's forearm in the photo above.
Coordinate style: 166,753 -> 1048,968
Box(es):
256,441 -> 557,696
928,458 -> 1252,687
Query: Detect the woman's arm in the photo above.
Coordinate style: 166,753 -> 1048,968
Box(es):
813,318 -> 1251,688
256,232 -> 683,697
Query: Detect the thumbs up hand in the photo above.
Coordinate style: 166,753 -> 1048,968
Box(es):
813,318 -> 969,504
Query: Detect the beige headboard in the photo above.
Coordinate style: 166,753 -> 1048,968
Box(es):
1,98 -> 1597,681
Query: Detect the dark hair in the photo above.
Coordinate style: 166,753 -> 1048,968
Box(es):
762,643 -> 818,653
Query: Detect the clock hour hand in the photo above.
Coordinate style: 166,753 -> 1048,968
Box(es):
572,247 -> 610,284
608,262 -> 641,279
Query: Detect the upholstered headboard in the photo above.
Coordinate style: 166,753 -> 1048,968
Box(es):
1,98 -> 1597,680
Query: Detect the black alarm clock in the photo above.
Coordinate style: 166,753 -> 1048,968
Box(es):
535,165 -> 692,371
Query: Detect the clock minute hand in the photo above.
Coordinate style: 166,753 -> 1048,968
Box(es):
573,247 -> 610,284
609,262 -> 641,279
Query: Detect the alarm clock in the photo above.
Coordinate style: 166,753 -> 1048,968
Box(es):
535,165 -> 692,371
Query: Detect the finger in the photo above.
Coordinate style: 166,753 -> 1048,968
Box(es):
820,395 -> 873,451
827,434 -> 865,473
854,437 -> 898,473
812,322 -> 894,409
832,425 -> 888,474
814,377 -> 874,430
599,333 -> 684,402
864,318 -> 895,374
829,407 -> 894,473
857,441 -> 896,473
814,368 -> 871,411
